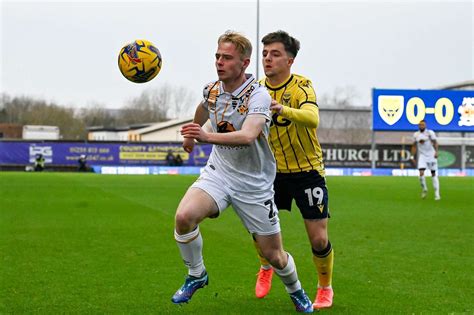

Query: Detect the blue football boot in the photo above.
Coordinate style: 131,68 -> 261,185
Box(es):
289,289 -> 314,313
171,271 -> 208,304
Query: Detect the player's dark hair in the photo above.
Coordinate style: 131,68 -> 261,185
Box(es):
261,30 -> 300,58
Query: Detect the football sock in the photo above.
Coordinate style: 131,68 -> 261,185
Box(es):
174,226 -> 205,278
252,236 -> 271,269
432,176 -> 440,195
419,176 -> 427,191
273,253 -> 301,294
312,241 -> 334,288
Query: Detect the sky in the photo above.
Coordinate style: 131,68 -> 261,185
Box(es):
1,0 -> 473,112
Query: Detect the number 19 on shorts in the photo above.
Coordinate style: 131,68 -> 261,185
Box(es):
304,187 -> 324,206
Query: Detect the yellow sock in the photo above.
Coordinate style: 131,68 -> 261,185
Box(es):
312,242 -> 334,287
253,238 -> 271,267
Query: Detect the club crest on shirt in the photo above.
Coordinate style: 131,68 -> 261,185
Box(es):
237,104 -> 248,115
282,93 -> 291,106
298,80 -> 311,88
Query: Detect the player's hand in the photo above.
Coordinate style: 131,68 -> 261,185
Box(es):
434,152 -> 438,158
182,137 -> 195,153
181,123 -> 209,143
270,100 -> 283,114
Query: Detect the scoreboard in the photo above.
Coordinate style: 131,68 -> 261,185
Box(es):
372,89 -> 474,132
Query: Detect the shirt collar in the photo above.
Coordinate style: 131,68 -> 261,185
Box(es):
219,74 -> 256,97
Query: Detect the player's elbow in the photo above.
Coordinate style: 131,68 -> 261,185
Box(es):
307,120 -> 319,128
240,134 -> 257,145
297,119 -> 318,129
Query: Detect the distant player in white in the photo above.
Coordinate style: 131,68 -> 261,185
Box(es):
170,31 -> 313,313
411,120 -> 440,200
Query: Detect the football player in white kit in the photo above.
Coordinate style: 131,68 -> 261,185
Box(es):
411,120 -> 440,200
170,31 -> 313,313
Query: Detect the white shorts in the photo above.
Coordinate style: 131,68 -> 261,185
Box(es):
418,155 -> 438,172
191,166 -> 280,236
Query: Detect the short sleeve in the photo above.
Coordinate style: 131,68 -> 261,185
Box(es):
247,86 -> 272,120
202,81 -> 219,110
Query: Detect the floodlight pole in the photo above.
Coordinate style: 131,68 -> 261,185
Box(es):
256,0 -> 260,80
371,130 -> 376,170
461,132 -> 466,171
371,89 -> 376,170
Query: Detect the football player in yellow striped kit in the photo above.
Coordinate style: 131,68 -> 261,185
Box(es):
253,30 -> 334,310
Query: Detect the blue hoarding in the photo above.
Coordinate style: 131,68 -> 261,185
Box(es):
0,141 -> 213,166
372,89 -> 474,131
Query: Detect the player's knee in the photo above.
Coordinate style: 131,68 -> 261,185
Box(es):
175,210 -> 196,231
311,237 -> 328,252
264,250 -> 287,269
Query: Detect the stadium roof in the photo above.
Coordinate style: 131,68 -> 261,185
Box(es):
435,80 -> 474,90
87,123 -> 154,132
132,118 -> 193,135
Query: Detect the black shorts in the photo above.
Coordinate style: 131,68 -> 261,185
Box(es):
274,170 -> 329,220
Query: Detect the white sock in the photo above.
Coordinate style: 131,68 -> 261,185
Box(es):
432,176 -> 440,196
273,253 -> 302,294
174,226 -> 205,277
419,176 -> 427,191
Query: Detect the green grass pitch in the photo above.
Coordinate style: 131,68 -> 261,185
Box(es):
1,172 -> 473,314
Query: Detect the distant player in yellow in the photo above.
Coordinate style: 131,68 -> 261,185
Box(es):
253,30 -> 334,310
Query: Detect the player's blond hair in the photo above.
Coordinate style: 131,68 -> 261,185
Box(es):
218,31 -> 252,60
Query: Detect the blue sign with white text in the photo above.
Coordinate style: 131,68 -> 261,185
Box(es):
372,89 -> 474,131
0,141 -> 213,166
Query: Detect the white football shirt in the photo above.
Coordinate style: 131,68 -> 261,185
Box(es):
413,129 -> 437,159
201,74 -> 275,192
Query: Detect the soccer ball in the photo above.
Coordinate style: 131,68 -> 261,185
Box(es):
118,39 -> 162,83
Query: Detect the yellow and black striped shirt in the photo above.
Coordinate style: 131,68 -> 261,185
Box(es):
260,74 -> 325,175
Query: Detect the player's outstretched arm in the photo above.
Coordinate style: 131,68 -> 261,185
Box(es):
273,101 -> 319,128
181,115 -> 266,146
193,101 -> 210,126
183,102 -> 209,153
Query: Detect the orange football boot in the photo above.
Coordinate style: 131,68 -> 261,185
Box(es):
313,287 -> 333,309
255,267 -> 273,298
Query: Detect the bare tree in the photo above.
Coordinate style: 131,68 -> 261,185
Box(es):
317,86 -> 371,144
119,87 -> 169,125
118,84 -> 197,124
167,85 -> 199,119
0,83 -> 197,139
78,103 -> 118,128
0,93 -> 86,139
0,94 -> 35,124
318,86 -> 360,108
